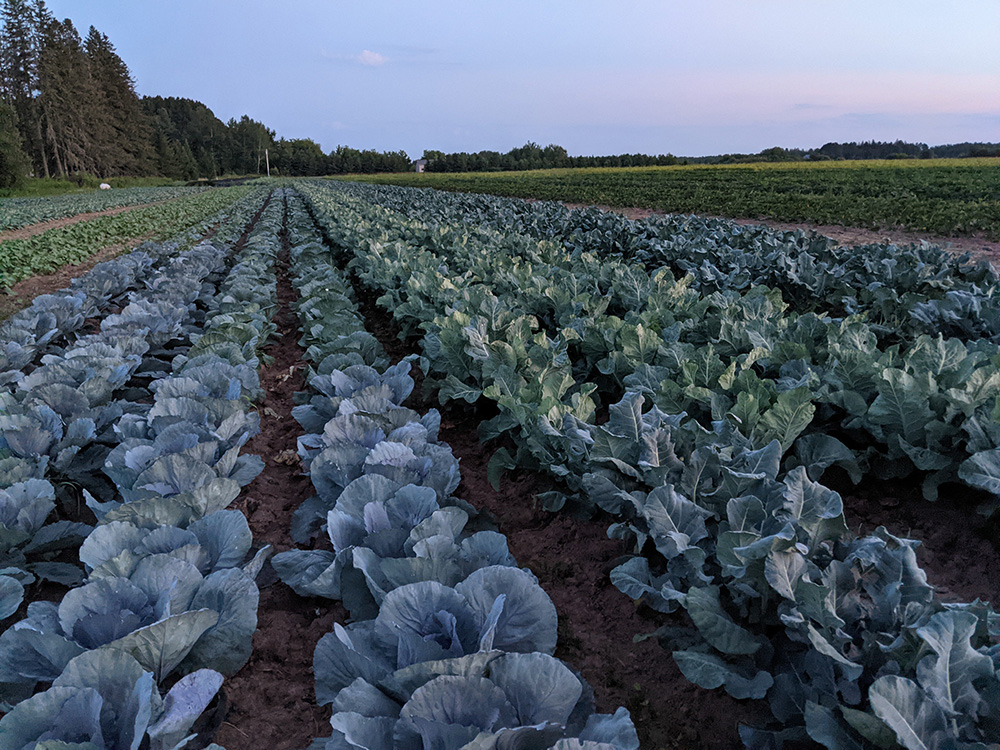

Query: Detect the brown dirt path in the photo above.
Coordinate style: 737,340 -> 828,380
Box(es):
215,196 -> 343,750
0,198 -> 177,243
562,202 -> 1000,264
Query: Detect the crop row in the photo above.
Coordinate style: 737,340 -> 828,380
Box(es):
349,182 -> 1000,344
2,184 -> 641,749
0,189 -> 278,747
0,185 -> 253,291
297,180 -> 1000,749
301,181 -> 1000,508
0,185 -> 208,232
0,186 -> 272,388
267,191 -> 640,749
345,158 -> 1000,239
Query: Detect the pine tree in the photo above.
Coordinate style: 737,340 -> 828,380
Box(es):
0,0 -> 50,175
142,96 -> 229,179
0,97 -> 29,187
36,16 -> 105,176
84,26 -> 153,175
226,114 -> 274,175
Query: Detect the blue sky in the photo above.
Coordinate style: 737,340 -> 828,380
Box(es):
46,0 -> 1000,158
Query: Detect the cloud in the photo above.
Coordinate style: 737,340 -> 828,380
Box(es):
319,49 -> 389,67
357,50 -> 387,67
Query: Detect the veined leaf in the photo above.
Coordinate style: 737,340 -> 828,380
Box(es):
685,585 -> 761,656
757,388 -> 815,452
869,676 -> 950,750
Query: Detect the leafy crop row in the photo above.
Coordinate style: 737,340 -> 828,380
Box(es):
0,189 -> 277,748
271,191 -> 640,750
0,186 -> 252,291
297,180 -> 1000,749
0,185 -> 207,232
355,183 -> 1000,345
343,158 -> 1000,239
301,182 -> 1000,507
0,187 -> 271,383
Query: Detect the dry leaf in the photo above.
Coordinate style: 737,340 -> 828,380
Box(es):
273,449 -> 300,466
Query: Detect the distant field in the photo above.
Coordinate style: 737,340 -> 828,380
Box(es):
338,157 -> 1000,239
0,175 -> 179,199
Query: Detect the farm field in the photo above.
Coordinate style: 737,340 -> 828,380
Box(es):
0,185 -> 208,232
0,186 -> 252,295
2,180 -> 1000,750
340,157 -> 1000,240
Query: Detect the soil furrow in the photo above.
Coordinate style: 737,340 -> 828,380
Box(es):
215,195 -> 343,750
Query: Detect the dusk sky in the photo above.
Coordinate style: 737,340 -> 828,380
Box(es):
46,0 -> 1000,158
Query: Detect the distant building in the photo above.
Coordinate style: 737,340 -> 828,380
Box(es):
413,159 -> 428,173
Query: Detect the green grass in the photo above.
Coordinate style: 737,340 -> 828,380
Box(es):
0,175 -> 179,198
337,158 -> 1000,239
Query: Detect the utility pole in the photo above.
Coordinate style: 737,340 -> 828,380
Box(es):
265,148 -> 270,177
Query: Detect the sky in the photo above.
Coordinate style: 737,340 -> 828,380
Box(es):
44,0 -> 1000,158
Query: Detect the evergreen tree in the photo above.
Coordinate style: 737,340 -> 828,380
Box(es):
0,0 -> 50,175
36,16 -> 105,176
142,95 -> 228,178
4,5 -> 414,182
225,114 -> 274,174
0,97 -> 29,187
84,26 -> 154,175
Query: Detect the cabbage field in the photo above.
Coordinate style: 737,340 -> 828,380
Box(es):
1,181 -> 1000,749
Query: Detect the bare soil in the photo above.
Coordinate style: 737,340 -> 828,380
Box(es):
840,479 -> 1000,608
0,198 -> 175,243
562,202 -> 1000,265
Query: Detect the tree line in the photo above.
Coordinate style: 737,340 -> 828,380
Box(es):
419,140 -> 1000,173
679,140 -> 1000,165
0,0 -> 155,186
0,0 -> 410,188
142,96 -> 410,181
420,142 -> 680,172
